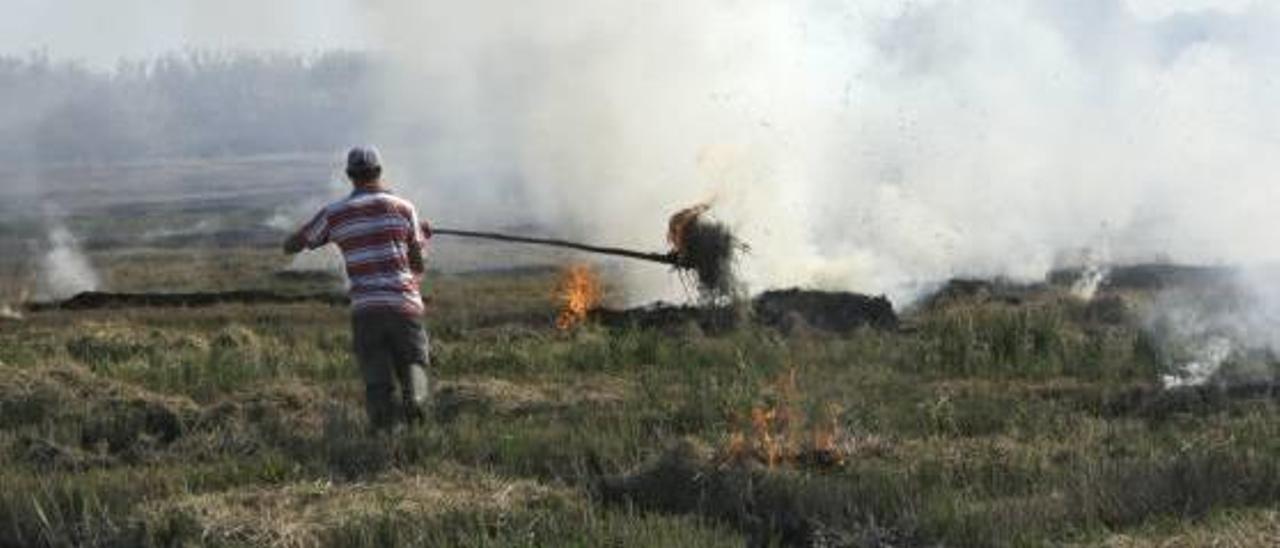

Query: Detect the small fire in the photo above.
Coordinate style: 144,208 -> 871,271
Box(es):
719,369 -> 848,469
555,263 -> 603,330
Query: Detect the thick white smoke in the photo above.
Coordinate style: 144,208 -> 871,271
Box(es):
1147,267 -> 1280,387
365,0 -> 1280,306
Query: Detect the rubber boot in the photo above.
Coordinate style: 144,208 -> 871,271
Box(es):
399,362 -> 431,425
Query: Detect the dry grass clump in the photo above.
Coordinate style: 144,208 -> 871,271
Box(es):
64,321 -> 211,365
142,467 -> 564,548
12,434 -> 119,471
436,377 -> 548,416
200,380 -> 334,433
0,363 -> 352,465
600,438 -> 917,546
434,375 -> 628,419
178,380 -> 347,458
0,363 -> 198,454
211,323 -> 261,352
1101,508 -> 1280,547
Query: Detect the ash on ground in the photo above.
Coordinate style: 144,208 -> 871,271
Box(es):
27,290 -> 347,311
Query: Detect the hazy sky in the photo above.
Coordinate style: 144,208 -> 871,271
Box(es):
0,0 -> 371,68
1,0 -> 1259,69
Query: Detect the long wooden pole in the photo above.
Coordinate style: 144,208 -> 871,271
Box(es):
430,227 -> 679,266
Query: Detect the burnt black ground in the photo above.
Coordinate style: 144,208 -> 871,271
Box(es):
594,289 -> 898,334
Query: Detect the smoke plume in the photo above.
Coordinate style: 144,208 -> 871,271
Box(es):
34,220 -> 97,302
364,0 -> 1280,306
36,220 -> 99,301
1146,268 -> 1280,387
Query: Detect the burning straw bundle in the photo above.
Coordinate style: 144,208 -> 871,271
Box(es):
667,204 -> 745,299
431,203 -> 746,300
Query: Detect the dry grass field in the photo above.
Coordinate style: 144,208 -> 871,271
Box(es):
3,159 -> 1280,547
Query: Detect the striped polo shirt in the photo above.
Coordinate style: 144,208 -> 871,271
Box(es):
300,188 -> 427,316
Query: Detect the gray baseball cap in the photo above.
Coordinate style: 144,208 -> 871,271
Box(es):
346,146 -> 382,177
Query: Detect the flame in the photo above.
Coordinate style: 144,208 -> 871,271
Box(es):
808,403 -> 846,467
667,202 -> 711,255
750,406 -> 778,466
555,263 -> 603,330
719,369 -> 848,469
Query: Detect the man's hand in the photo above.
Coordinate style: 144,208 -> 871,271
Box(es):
283,230 -> 307,255
420,219 -> 433,240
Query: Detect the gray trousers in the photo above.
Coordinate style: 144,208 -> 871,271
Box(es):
351,309 -> 431,431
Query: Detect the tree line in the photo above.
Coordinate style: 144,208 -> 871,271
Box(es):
0,50 -> 379,164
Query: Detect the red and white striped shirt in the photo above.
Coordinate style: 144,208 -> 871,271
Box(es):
300,189 -> 427,316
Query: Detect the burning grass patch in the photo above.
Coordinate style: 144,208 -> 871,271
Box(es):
599,438 -> 923,546
717,369 -> 857,470
553,263 -> 603,330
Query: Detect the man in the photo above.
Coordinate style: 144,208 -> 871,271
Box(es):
284,146 -> 432,432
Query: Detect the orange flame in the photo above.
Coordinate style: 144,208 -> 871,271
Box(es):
808,403 -> 846,467
555,263 -> 603,330
719,369 -> 848,470
667,202 -> 711,255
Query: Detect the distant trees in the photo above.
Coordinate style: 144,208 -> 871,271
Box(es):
0,51 -> 379,164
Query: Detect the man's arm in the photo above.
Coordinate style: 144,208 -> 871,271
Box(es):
285,209 -> 329,255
